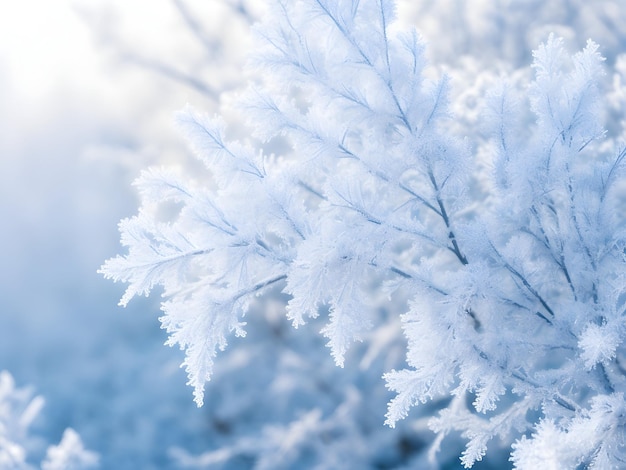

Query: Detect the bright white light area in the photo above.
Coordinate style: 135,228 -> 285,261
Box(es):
0,0 -> 105,102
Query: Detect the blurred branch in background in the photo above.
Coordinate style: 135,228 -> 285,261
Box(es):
74,0 -> 261,103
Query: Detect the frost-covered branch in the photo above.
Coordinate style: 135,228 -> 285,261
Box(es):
102,1 -> 626,467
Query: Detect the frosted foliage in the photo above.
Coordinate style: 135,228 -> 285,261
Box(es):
400,0 -> 626,68
0,371 -> 98,470
102,0 -> 626,467
0,371 -> 40,470
41,429 -> 99,470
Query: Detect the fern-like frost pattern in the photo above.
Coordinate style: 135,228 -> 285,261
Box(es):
101,0 -> 626,466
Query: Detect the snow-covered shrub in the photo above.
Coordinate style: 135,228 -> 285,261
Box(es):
0,371 -> 98,470
102,0 -> 626,467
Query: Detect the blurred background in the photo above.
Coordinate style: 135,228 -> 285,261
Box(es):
0,1 -> 259,467
1,0 -> 626,468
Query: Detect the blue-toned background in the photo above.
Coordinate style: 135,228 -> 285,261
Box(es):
2,1 -> 626,468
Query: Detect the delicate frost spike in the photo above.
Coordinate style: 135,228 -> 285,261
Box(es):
461,433 -> 489,468
99,213 -> 206,307
133,167 -> 193,204
175,106 -> 264,181
422,74 -> 452,129
321,299 -> 370,368
160,295 -> 241,407
175,106 -> 231,169
383,369 -> 423,427
473,373 -> 506,413
573,39 -> 605,89
284,236 -> 329,328
529,34 -> 606,148
531,34 -> 566,81
483,80 -> 522,185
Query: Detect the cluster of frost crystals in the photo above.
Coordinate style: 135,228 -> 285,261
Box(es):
385,34 -> 626,468
101,0 -> 462,409
101,0 -> 626,467
0,371 -> 98,470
